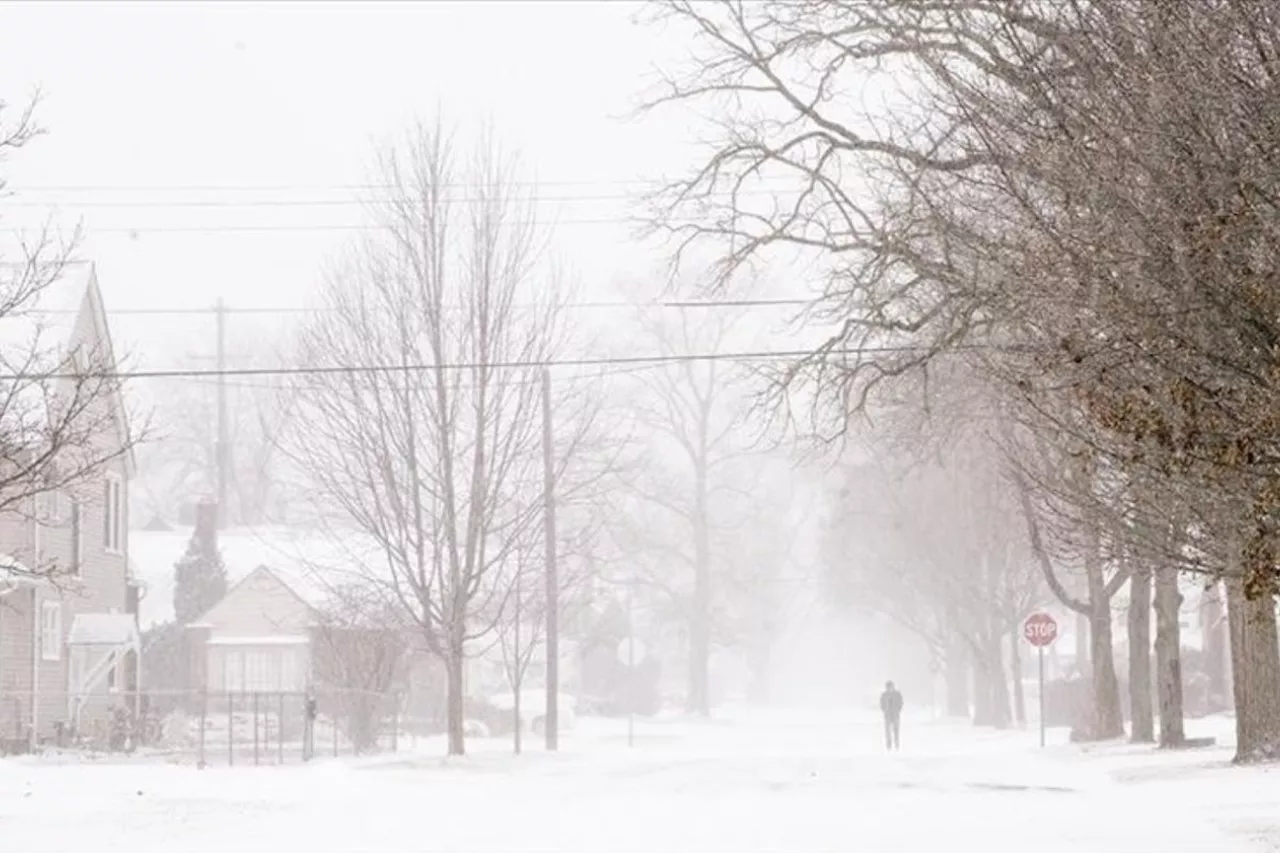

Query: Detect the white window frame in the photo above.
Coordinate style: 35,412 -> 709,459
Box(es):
35,488 -> 63,525
40,601 -> 61,662
103,475 -> 124,554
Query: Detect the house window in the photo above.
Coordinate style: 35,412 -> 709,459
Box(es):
40,601 -> 61,662
70,499 -> 83,576
36,489 -> 63,524
103,477 -> 123,553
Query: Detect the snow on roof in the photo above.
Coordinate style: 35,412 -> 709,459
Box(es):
130,526 -> 388,630
67,613 -> 139,646
206,635 -> 310,646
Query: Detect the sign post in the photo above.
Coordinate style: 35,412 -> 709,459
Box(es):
1023,612 -> 1059,748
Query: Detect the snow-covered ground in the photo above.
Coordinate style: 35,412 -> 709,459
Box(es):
1,710 -> 1276,852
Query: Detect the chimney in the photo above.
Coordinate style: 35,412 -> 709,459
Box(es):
194,500 -> 219,549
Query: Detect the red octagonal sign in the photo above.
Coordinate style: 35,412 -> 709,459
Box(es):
1023,612 -> 1059,647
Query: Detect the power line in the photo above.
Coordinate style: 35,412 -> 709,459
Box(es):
1,344 -> 969,383
3,217 -> 644,235
29,298 -> 815,317
174,360 -> 667,393
8,177 -> 796,194
1,189 -> 782,209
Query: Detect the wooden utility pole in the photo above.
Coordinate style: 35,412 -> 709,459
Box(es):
541,367 -> 559,750
214,298 -> 229,529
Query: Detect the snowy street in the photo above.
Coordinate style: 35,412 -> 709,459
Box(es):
3,712 -> 1274,853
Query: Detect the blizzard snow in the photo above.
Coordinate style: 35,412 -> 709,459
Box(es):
1,710 -> 1274,853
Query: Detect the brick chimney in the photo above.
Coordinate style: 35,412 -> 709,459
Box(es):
194,500 -> 219,548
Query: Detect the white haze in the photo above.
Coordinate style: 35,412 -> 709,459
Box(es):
0,2 -> 1271,852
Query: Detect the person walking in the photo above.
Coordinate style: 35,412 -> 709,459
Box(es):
880,680 -> 903,751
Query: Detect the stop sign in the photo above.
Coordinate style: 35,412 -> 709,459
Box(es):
1023,612 -> 1059,647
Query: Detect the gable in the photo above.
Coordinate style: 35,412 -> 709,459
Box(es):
194,565 -> 319,637
75,268 -> 137,479
0,262 -> 136,479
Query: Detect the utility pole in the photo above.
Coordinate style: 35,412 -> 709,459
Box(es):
214,298 -> 229,529
541,367 -> 559,751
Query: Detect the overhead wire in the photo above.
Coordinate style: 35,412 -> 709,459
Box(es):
0,189 -> 783,209
7,176 -> 799,193
4,342 -> 1002,383
27,297 -> 816,317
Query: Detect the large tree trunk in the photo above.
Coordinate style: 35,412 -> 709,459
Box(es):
1009,628 -> 1026,727
1127,566 -> 1155,743
1225,578 -> 1280,762
445,627 -> 466,756
1075,611 -> 1090,674
1087,604 -> 1124,739
1153,566 -> 1186,748
1084,540 -> 1124,740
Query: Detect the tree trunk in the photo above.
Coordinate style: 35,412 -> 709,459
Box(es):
445,629 -> 466,756
971,651 -> 992,726
944,637 -> 970,717
512,673 -> 522,755
1086,602 -> 1124,739
1127,566 -> 1155,743
687,459 -> 712,717
1225,578 -> 1280,763
1009,628 -> 1026,727
972,640 -> 1011,728
1153,566 -> 1185,748
687,595 -> 711,716
1075,611 -> 1090,674
989,639 -> 1012,729
1084,538 -> 1124,740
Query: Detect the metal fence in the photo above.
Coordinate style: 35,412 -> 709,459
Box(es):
0,687 -> 404,765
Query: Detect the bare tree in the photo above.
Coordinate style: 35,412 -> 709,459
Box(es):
607,302 -> 762,715
312,582 -> 409,753
0,95 -> 144,583
642,0 -> 1280,760
491,514 -> 599,753
134,333 -> 296,527
282,119 -> 596,756
825,427 -> 1042,728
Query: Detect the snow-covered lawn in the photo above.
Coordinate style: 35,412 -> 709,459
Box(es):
2,710 -> 1275,852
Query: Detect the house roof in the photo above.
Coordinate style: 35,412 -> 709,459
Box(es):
0,261 -> 136,476
189,563 -> 321,627
129,526 -> 386,630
